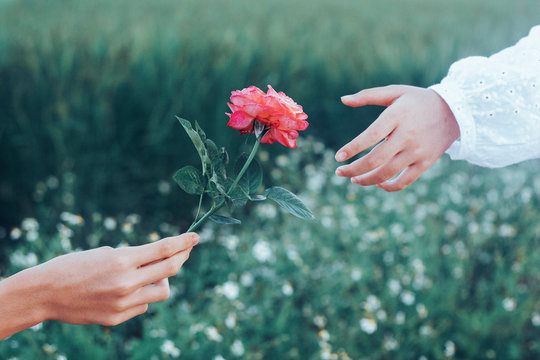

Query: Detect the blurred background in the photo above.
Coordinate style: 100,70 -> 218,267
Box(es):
1,0 -> 540,359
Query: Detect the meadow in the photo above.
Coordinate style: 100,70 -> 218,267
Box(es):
1,0 -> 540,359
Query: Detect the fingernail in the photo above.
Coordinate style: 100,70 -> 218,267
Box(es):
189,233 -> 200,245
341,95 -> 352,101
335,151 -> 347,162
335,167 -> 344,176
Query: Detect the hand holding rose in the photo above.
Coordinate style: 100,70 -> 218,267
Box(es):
0,233 -> 199,340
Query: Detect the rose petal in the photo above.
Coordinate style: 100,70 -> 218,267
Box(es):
228,111 -> 254,131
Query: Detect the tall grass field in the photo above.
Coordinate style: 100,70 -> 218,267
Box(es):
1,0 -> 540,359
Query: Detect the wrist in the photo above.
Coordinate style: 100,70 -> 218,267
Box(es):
0,266 -> 50,339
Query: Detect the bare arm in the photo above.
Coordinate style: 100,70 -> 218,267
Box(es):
0,233 -> 199,340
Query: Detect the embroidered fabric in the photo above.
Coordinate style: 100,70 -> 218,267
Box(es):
430,26 -> 540,168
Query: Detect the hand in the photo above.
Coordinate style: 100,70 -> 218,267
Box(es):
0,233 -> 199,339
335,85 -> 459,191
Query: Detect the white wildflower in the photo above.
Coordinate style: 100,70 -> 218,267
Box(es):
400,290 -> 415,306
252,240 -> 274,263
240,272 -> 254,287
282,281 -> 294,296
363,295 -> 380,312
225,313 -> 237,329
160,340 -> 181,358
205,326 -> 223,342
231,339 -> 245,357
395,312 -> 405,325
444,340 -> 456,357
158,180 -> 171,195
219,281 -> 239,300
314,315 -> 327,328
10,227 -> 22,240
22,218 -> 39,232
350,268 -> 362,281
532,312 -> 540,326
359,318 -> 377,334
103,217 -> 117,231
502,297 -> 516,311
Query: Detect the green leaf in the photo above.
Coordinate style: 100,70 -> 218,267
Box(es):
206,139 -> 227,182
248,194 -> 266,201
176,116 -> 211,176
264,186 -> 314,220
209,214 -> 241,225
235,153 -> 263,194
173,166 -> 205,195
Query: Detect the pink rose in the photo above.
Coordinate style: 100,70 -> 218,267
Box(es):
227,85 -> 308,148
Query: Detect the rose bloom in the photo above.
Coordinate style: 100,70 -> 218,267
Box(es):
226,85 -> 308,148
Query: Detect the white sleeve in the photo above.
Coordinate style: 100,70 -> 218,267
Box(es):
430,26 -> 540,168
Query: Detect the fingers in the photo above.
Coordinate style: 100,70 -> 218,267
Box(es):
377,163 -> 427,192
340,85 -> 408,107
335,107 -> 398,162
136,247 -> 194,286
350,151 -> 410,186
129,233 -> 199,266
336,136 -> 398,178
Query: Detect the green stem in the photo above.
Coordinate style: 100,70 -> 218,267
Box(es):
186,134 -> 263,233
188,192 -> 204,231
227,134 -> 263,195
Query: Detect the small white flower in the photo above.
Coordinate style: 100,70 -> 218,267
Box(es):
350,268 -> 362,281
252,240 -> 274,263
160,339 -> 181,358
313,315 -> 327,328
395,312 -> 405,325
531,312 -> 540,326
225,313 -> 237,329
376,309 -> 387,321
31,322 -> 43,331
231,339 -> 245,357
416,304 -> 428,318
42,344 -> 57,354
223,235 -> 239,251
318,329 -> 330,341
103,217 -> 117,231
221,281 -> 240,300
121,222 -> 133,234
214,356 -> 226,360
383,336 -> 398,351
240,273 -> 254,287
158,181 -> 171,195
502,297 -> 516,311
10,227 -> 22,240
282,281 -> 294,296
420,325 -> 433,337
359,318 -> 377,334
57,355 -> 67,360
205,326 -> 223,342
400,290 -> 415,306
149,232 -> 160,242
22,218 -> 39,232
388,279 -> 401,296
364,295 -> 381,312
444,340 -> 456,357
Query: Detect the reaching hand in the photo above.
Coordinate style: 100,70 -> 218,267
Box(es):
0,233 -> 199,339
335,85 -> 460,191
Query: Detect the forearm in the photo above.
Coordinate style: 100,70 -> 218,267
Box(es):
0,267 -> 49,340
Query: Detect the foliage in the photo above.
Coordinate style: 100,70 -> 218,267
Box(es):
2,138 -> 540,359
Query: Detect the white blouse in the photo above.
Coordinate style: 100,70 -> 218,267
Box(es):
430,26 -> 540,168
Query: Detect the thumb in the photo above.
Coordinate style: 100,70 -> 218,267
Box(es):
341,85 -> 409,107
